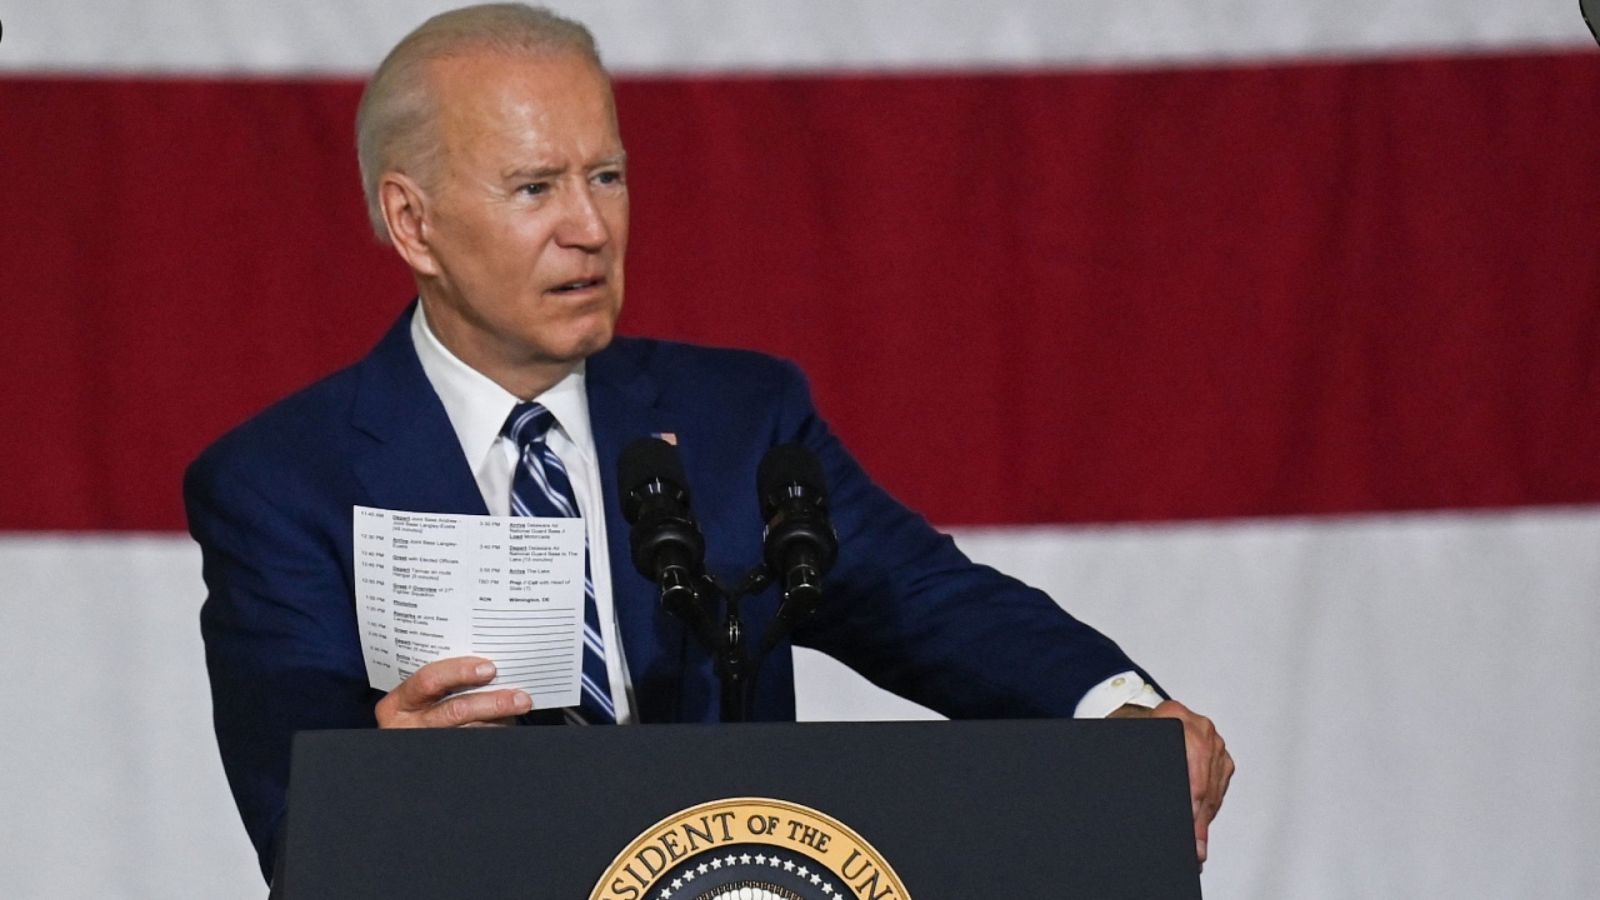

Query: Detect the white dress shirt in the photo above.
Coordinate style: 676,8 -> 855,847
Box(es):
410,305 -> 637,722
410,305 -> 1154,721
1074,671 -> 1161,718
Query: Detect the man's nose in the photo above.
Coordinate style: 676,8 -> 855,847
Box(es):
554,183 -> 610,249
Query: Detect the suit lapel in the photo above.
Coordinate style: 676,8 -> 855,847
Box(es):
348,307 -> 489,517
586,339 -> 709,722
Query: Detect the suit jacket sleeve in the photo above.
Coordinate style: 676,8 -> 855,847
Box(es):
772,360 -> 1160,717
185,443 -> 378,881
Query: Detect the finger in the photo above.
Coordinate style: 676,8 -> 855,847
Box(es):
1184,727 -> 1216,860
391,657 -> 498,711
1212,747 -> 1236,816
1192,747 -> 1226,831
419,688 -> 532,728
1209,758 -> 1225,810
1153,699 -> 1220,868
1193,739 -> 1232,867
1187,734 -> 1213,818
1203,731 -> 1229,811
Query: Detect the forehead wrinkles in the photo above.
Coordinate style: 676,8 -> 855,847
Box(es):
428,53 -> 619,177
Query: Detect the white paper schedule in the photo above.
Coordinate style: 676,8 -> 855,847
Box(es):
353,505 -> 586,711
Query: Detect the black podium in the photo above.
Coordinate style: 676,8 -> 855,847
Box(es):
279,719 -> 1201,898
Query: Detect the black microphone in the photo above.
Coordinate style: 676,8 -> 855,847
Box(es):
618,438 -> 714,643
757,443 -> 839,650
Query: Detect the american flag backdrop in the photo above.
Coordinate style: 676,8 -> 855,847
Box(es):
2,1 -> 1599,897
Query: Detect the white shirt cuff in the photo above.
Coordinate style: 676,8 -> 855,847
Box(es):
1073,670 -> 1161,718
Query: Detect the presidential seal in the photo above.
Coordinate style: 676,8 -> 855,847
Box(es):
590,797 -> 910,900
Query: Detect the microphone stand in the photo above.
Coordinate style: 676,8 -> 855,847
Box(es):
670,567 -> 772,723
719,568 -> 775,722
715,585 -> 753,723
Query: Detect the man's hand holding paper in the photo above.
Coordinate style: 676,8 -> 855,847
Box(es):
374,656 -> 532,728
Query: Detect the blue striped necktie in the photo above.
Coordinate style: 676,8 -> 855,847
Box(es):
502,401 -> 617,725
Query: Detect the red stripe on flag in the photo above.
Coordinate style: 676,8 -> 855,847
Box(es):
4,52 -> 1598,531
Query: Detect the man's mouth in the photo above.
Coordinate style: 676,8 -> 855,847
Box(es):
550,277 -> 605,294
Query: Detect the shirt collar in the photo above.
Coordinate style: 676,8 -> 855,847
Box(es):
410,302 -> 594,467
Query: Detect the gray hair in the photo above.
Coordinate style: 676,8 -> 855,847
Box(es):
355,3 -> 603,242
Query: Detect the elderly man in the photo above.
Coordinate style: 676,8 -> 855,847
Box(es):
185,2 -> 1232,883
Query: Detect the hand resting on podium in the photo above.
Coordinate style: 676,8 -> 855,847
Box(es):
1109,698 -> 1234,868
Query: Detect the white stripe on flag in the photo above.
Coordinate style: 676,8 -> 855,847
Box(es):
5,506 -> 1600,898
0,0 -> 1589,75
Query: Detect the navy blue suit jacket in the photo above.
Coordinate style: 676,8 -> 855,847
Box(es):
185,307 -> 1153,877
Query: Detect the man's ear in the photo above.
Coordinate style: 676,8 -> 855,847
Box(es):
379,171 -> 440,276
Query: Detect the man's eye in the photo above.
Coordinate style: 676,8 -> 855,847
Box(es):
518,182 -> 548,196
594,170 -> 624,187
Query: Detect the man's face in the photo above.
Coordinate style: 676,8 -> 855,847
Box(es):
412,50 -> 628,386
